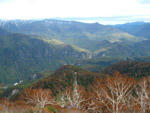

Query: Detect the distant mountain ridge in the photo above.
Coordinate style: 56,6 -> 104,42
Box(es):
0,19 -> 142,42
102,61 -> 150,78
0,30 -> 89,84
113,22 -> 150,39
0,20 -> 150,84
0,19 -> 147,57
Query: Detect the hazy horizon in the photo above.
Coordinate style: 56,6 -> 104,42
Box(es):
0,15 -> 150,25
0,0 -> 150,20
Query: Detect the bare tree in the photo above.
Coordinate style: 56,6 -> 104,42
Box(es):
92,72 -> 135,113
23,88 -> 56,108
59,76 -> 87,111
134,77 -> 150,113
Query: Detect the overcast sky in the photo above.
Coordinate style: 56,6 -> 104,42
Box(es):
0,0 -> 150,19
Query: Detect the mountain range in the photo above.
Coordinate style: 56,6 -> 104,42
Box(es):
0,19 -> 150,84
113,22 -> 150,39
0,28 -> 88,84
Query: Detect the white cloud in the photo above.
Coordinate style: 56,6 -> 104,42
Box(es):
0,0 -> 150,19
138,0 -> 150,4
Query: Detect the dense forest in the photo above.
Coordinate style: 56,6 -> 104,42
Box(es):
0,0 -> 150,112
0,20 -> 150,113
0,20 -> 150,85
0,63 -> 149,113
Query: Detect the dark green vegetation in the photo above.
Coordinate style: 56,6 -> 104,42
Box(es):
102,61 -> 150,78
77,57 -> 150,73
0,29 -> 89,84
0,65 -> 100,99
75,57 -> 124,72
113,22 -> 150,39
0,20 -> 144,53
0,20 -> 150,85
24,61 -> 150,92
0,20 -> 141,43
0,20 -> 149,58
2,61 -> 150,100
32,65 -> 101,94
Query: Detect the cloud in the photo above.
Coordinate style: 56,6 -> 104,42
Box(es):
0,0 -> 150,19
138,0 -> 150,4
0,0 -> 12,3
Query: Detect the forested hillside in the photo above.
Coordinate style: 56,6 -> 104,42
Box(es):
113,22 -> 150,39
0,29 -> 89,84
0,0 -> 150,112
0,20 -> 150,58
0,64 -> 150,113
0,20 -> 150,84
102,61 -> 150,78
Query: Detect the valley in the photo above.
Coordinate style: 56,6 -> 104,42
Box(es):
0,19 -> 150,85
0,19 -> 150,113
0,0 -> 150,112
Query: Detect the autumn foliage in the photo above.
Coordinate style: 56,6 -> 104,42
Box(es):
0,71 -> 150,113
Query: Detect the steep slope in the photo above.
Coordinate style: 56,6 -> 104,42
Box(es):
0,19 -> 148,59
93,42 -> 134,58
133,39 -> 150,56
75,57 -> 124,72
114,22 -> 150,39
0,28 -> 9,36
4,61 -> 150,99
91,39 -> 150,58
32,65 -> 101,94
0,33 -> 89,84
102,61 -> 150,78
0,20 -> 150,85
0,20 -> 141,48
